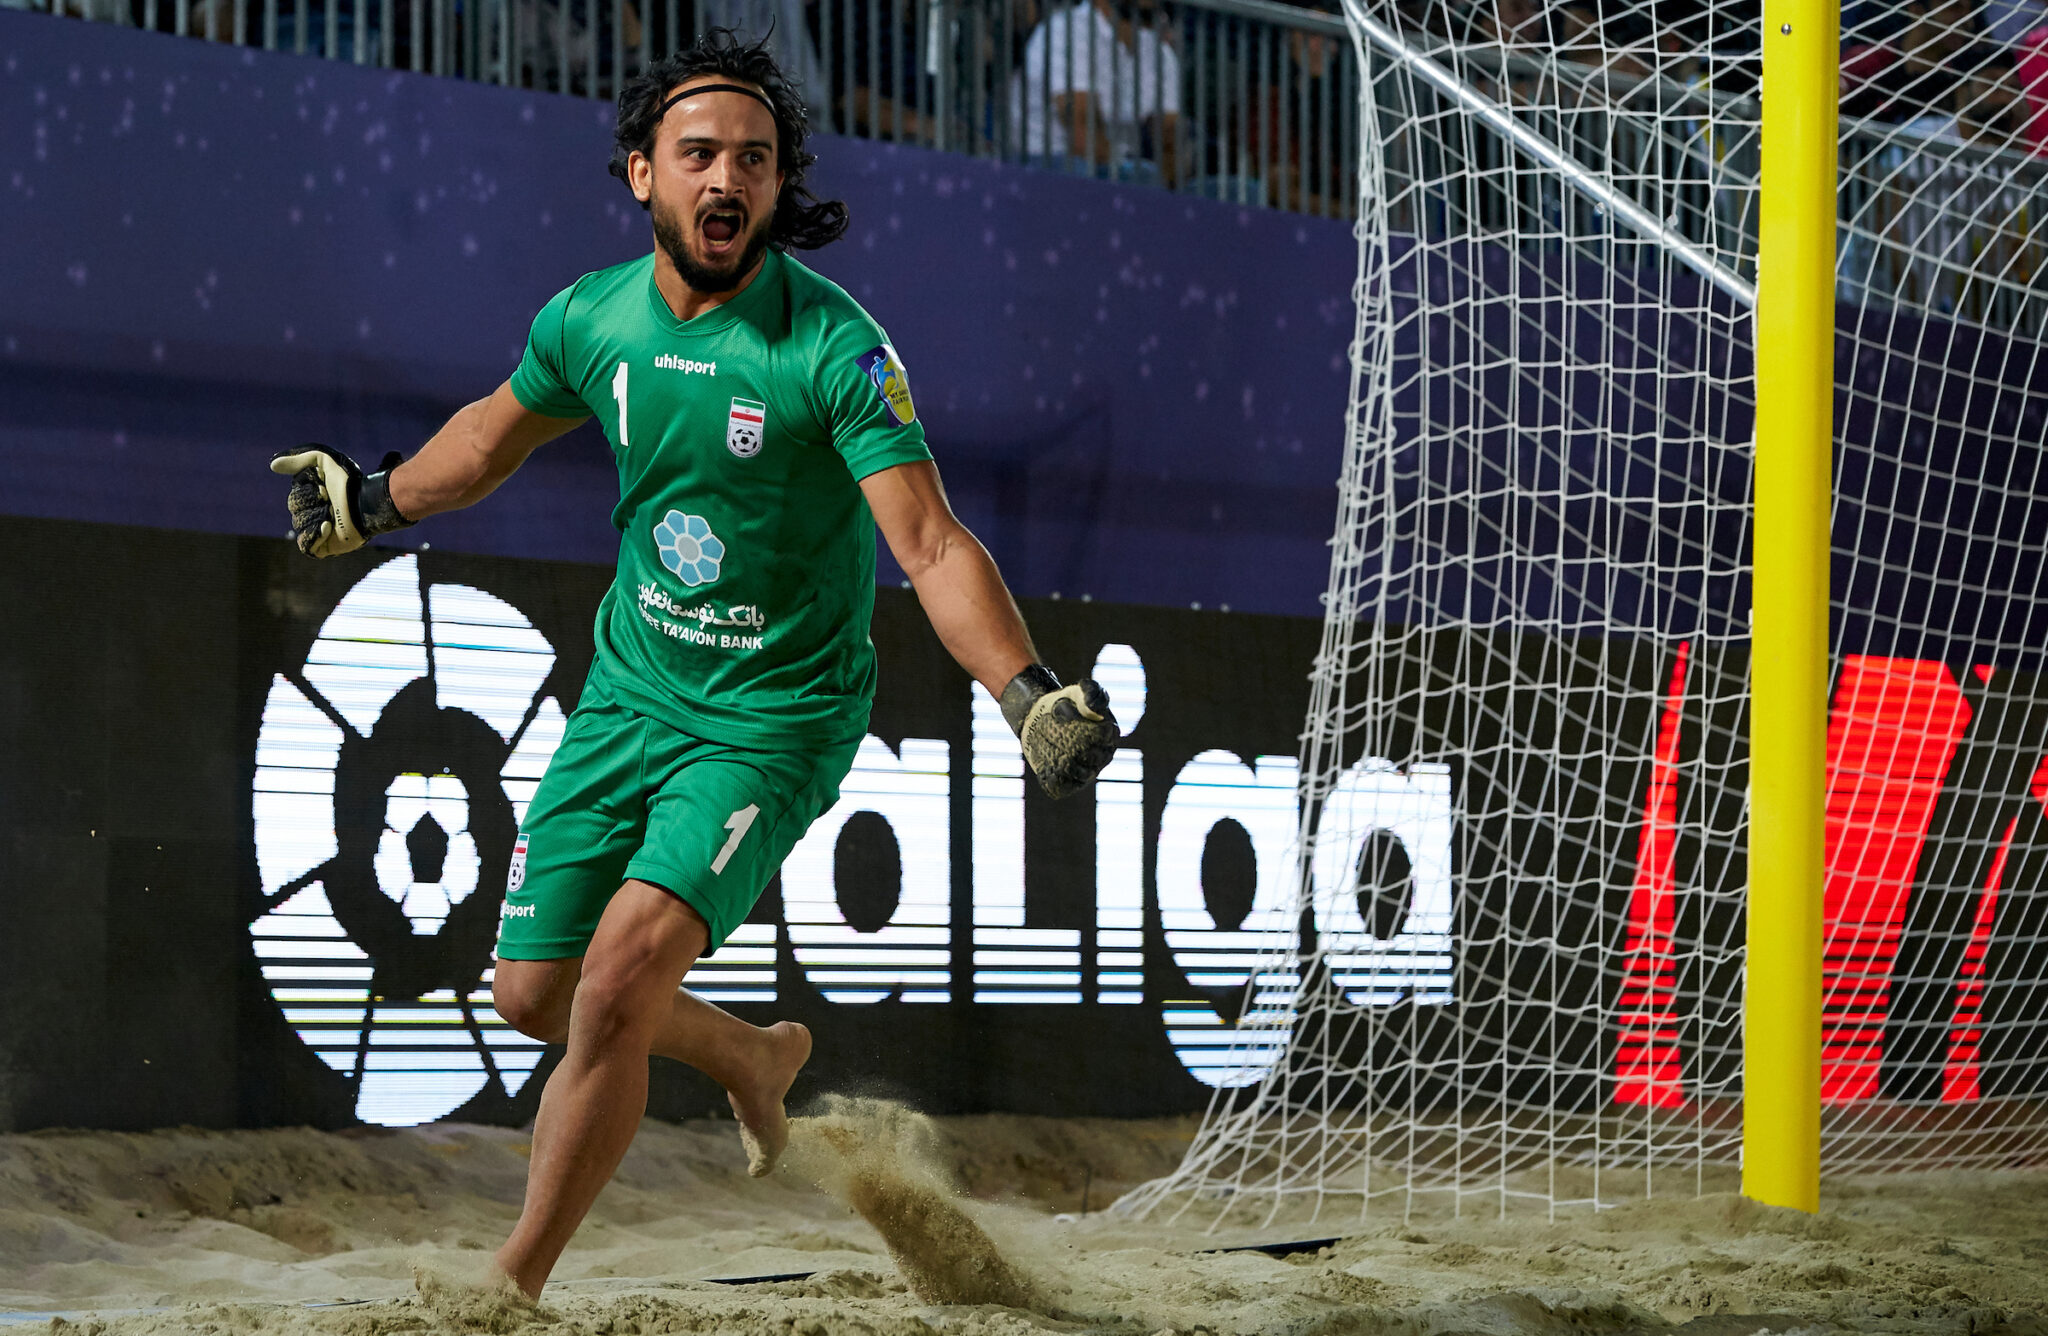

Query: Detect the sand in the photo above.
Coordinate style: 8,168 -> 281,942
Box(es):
2,1106 -> 2045,1336
783,1096 -> 1040,1310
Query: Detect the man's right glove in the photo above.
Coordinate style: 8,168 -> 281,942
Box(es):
1000,664 -> 1120,799
270,445 -> 413,558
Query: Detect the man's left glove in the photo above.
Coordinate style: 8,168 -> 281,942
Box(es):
270,445 -> 413,558
1000,664 -> 1120,799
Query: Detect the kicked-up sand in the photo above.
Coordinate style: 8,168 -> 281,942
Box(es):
1,1100 -> 2044,1335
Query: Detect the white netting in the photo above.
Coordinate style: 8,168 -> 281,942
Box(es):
1121,0 -> 2048,1224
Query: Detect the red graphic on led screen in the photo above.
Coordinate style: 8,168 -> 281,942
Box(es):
1613,653 -> 2043,1108
1613,640 -> 1691,1110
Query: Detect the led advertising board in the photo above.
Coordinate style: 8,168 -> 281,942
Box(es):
0,518 -> 1379,1127
245,552 -> 1453,1127
1,517 -> 2043,1133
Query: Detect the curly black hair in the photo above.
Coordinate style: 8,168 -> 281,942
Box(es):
609,28 -> 849,252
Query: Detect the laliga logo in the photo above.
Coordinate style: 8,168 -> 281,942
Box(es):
252,561 -> 1458,1124
769,645 -> 1456,1091
249,555 -> 566,1128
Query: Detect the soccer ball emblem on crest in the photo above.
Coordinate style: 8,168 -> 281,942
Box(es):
507,833 -> 530,894
727,397 -> 766,458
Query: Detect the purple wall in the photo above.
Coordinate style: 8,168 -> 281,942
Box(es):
7,11 -> 2044,655
0,11 -> 1356,616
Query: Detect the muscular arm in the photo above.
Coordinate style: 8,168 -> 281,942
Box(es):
388,380 -> 589,520
860,460 -> 1036,699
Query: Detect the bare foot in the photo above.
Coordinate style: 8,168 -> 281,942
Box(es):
413,1253 -> 553,1318
727,1019 -> 812,1177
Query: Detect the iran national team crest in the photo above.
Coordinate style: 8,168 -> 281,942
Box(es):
507,833 -> 530,894
727,397 -> 766,458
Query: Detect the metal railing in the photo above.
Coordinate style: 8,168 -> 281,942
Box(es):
1351,21 -> 2048,330
1841,119 -> 2048,335
18,0 -> 2048,317
18,0 -> 1362,219
1352,19 -> 1763,304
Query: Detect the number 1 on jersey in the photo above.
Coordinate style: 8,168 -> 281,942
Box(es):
612,361 -> 630,451
711,803 -> 760,876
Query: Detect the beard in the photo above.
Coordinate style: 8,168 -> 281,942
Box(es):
651,190 -> 774,295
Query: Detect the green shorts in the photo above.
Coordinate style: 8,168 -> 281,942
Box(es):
495,698 -> 859,960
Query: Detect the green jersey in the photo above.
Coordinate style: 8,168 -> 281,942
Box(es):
508,250 -> 932,748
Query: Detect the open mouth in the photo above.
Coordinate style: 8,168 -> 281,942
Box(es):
700,209 -> 745,253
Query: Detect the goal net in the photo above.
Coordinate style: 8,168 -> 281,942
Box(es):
1121,0 -> 2048,1223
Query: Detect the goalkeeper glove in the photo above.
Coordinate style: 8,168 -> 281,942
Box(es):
999,664 -> 1120,799
270,445 -> 414,558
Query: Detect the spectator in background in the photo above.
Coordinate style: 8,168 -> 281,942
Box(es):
1279,19 -> 1345,212
1841,0 -> 2002,127
1459,0 -> 1549,51
1956,51 -> 2024,137
702,0 -> 825,101
1840,0 -> 2034,313
2013,25 -> 2048,150
1552,0 -> 1653,85
520,0 -> 646,96
1011,0 -> 1183,184
938,0 -> 1049,153
1462,0 -> 1653,88
1984,0 -> 2046,40
1238,0 -> 1348,212
1448,0 -> 1710,92
815,0 -> 931,141
1452,0 -> 1602,101
1840,0 -> 2048,151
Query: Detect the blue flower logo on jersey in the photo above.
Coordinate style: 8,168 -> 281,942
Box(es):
653,511 -> 725,587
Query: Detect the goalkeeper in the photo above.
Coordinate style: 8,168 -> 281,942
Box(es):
270,28 -> 1117,1301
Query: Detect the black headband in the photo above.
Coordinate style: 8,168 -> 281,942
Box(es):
652,82 -> 780,127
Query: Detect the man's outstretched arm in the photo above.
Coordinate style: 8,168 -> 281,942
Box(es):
271,381 -> 586,557
861,459 -> 1119,798
860,459 -> 1034,698
387,381 -> 588,521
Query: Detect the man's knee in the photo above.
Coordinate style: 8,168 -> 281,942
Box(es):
556,880 -> 705,1052
571,944 -> 680,1052
493,961 -> 578,1043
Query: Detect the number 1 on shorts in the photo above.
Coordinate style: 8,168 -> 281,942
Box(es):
710,803 -> 759,875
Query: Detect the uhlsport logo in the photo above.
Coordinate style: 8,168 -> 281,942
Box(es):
249,554 -> 568,1127
854,344 -> 916,426
654,510 -> 725,586
727,397 -> 766,457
